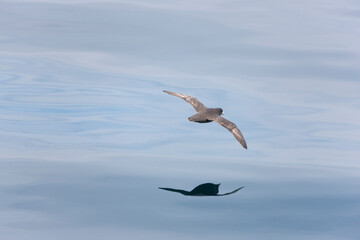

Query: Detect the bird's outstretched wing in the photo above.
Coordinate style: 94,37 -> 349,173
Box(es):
217,186 -> 244,196
158,187 -> 189,195
214,116 -> 247,149
163,90 -> 207,112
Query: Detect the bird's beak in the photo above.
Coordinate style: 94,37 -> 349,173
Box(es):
221,113 -> 224,115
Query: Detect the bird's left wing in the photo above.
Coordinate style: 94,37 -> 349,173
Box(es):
163,90 -> 207,112
158,187 -> 189,195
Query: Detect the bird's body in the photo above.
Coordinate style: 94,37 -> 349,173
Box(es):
189,183 -> 220,196
188,108 -> 222,123
163,90 -> 247,149
159,183 -> 244,196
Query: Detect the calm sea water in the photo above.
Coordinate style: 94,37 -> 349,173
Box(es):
1,1 -> 360,239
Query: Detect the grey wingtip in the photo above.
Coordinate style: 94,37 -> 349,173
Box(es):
234,186 -> 245,191
217,186 -> 245,196
163,90 -> 173,95
238,136 -> 247,149
232,186 -> 245,193
237,139 -> 247,149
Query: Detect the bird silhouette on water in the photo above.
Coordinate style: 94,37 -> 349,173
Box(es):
159,183 -> 244,196
163,90 -> 247,149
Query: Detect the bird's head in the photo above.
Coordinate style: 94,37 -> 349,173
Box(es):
217,108 -> 224,115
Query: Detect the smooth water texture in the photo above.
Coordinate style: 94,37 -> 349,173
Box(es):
1,1 -> 360,239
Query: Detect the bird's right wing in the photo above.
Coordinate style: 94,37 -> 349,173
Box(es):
163,90 -> 207,112
214,116 -> 247,149
217,186 -> 244,196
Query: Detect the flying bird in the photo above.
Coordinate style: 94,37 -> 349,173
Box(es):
159,183 -> 244,196
163,90 -> 247,149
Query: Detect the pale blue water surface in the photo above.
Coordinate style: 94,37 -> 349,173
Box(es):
1,1 -> 360,239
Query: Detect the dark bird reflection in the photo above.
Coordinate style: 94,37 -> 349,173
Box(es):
163,90 -> 247,149
159,183 -> 244,196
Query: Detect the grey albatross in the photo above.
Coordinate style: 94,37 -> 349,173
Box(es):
163,90 -> 247,149
159,183 -> 244,196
